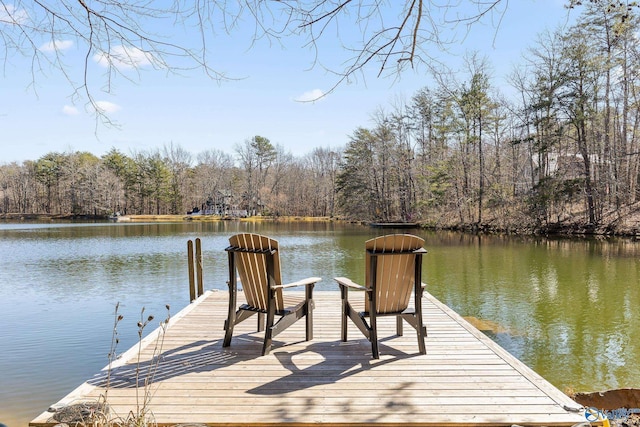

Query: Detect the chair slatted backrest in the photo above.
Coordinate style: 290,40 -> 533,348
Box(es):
365,234 -> 425,314
229,233 -> 284,311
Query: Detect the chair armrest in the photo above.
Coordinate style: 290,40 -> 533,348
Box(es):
334,277 -> 367,291
276,277 -> 322,289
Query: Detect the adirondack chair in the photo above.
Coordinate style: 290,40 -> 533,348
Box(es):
223,233 -> 321,356
335,234 -> 428,359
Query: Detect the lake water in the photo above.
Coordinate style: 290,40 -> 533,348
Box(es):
1,221 -> 639,426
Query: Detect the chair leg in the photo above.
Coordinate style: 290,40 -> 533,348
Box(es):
305,283 -> 314,341
370,313 -> 379,359
415,285 -> 426,355
224,252 -> 238,348
340,286 -> 348,342
412,310 -> 426,355
305,301 -> 313,341
262,321 -> 274,355
225,310 -> 257,347
396,316 -> 403,336
262,297 -> 276,356
417,328 -> 426,354
223,314 -> 235,348
416,315 -> 426,355
370,332 -> 379,359
223,286 -> 237,348
257,312 -> 265,332
414,256 -> 426,354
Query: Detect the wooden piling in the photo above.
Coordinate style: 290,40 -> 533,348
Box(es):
187,240 -> 195,301
195,238 -> 203,297
187,238 -> 204,302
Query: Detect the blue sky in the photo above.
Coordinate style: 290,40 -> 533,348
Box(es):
0,1 -> 575,164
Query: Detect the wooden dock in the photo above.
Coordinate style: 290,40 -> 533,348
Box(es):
31,291 -> 588,426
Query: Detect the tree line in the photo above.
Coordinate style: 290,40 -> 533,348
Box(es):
2,3 -> 640,232
0,140 -> 339,220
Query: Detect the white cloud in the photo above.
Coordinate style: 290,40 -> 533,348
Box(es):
294,89 -> 326,103
0,5 -> 28,25
40,40 -> 74,53
93,45 -> 154,70
62,105 -> 79,116
94,101 -> 121,114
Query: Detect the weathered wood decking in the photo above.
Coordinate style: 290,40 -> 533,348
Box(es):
31,291 -> 588,426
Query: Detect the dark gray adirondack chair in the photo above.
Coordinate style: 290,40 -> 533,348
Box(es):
335,234 -> 427,359
223,233 -> 320,356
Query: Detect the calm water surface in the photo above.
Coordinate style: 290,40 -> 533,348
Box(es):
1,221 -> 639,426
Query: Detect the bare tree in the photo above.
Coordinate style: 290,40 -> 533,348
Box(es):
1,0 -> 512,110
163,143 -> 192,214
192,149 -> 234,213
235,135 -> 276,215
306,147 -> 339,216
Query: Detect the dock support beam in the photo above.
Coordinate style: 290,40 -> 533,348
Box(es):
187,238 -> 204,302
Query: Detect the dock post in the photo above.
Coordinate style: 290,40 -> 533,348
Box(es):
187,240 -> 196,302
196,238 -> 204,297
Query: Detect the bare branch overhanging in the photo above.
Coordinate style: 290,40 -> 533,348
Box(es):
1,1 -> 514,109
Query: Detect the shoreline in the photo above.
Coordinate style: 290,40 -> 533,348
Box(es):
2,212 -> 639,237
0,213 -> 336,223
116,214 -> 337,223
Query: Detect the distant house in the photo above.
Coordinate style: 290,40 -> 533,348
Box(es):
229,209 -> 248,218
191,191 -> 248,217
532,152 -> 599,181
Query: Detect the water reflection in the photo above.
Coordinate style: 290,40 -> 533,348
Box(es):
422,231 -> 640,393
0,222 -> 639,426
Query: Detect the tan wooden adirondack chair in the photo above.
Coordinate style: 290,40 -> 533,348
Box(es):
223,233 -> 321,356
335,234 -> 428,359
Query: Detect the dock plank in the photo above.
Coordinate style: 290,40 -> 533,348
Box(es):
30,291 -> 588,426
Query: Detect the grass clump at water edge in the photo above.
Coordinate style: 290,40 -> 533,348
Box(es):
50,302 -> 172,427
